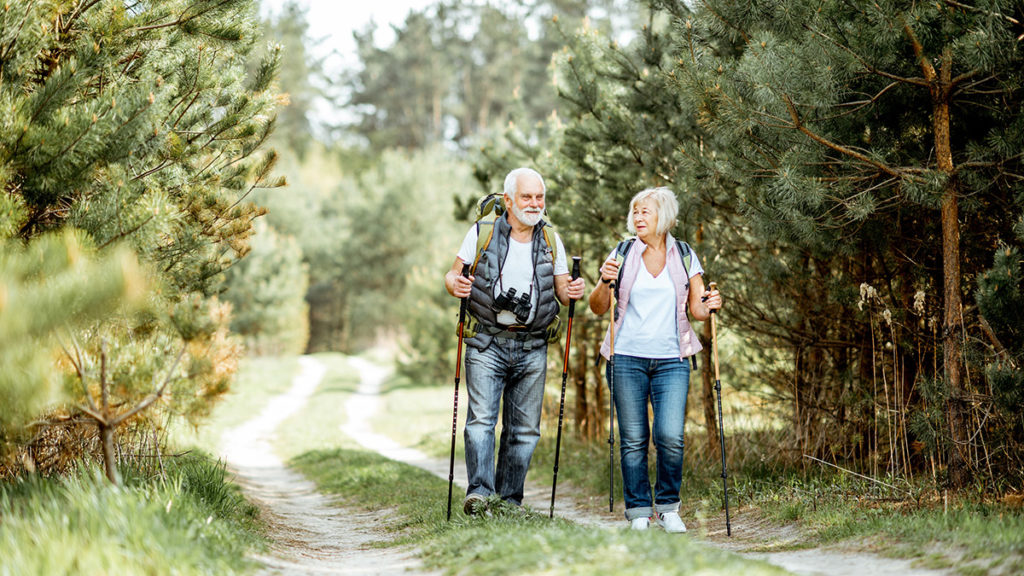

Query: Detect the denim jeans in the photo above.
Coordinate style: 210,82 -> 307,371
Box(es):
608,354 -> 690,520
464,338 -> 547,505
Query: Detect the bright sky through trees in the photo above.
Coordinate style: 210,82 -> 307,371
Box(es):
261,0 -> 436,63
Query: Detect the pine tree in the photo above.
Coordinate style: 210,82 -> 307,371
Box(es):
0,232 -> 145,454
1,0 -> 282,481
677,0 -> 1024,486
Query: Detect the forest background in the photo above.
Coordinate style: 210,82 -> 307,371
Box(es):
2,0 -> 1023,503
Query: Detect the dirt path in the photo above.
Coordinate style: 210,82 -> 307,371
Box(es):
220,356 -> 433,576
222,354 -> 953,576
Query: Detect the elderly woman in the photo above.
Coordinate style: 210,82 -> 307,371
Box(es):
588,186 -> 722,532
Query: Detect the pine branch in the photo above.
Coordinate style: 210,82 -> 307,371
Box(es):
978,313 -> 1016,368
782,93 -> 904,179
132,160 -> 170,181
127,0 -> 236,34
98,214 -> 155,250
942,0 -> 1022,27
824,82 -> 900,121
803,24 -> 928,88
75,403 -> 107,425
59,334 -> 101,416
697,0 -> 749,44
0,0 -> 38,65
109,343 -> 187,428
900,16 -> 939,87
100,340 -> 109,415
60,0 -> 104,37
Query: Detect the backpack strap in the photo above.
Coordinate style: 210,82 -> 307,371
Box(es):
541,222 -> 558,265
613,238 -> 635,302
676,240 -> 692,280
471,220 -> 495,275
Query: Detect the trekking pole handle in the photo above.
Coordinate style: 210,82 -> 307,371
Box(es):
703,281 -> 719,315
459,263 -> 471,311
567,256 -> 581,314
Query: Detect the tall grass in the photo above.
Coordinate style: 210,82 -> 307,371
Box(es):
0,454 -> 263,576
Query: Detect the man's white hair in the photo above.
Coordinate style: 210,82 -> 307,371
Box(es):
626,186 -> 679,236
503,167 -> 546,200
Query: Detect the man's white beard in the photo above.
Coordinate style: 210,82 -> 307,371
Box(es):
511,203 -> 543,227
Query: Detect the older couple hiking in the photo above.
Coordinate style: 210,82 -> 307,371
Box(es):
444,168 -> 724,532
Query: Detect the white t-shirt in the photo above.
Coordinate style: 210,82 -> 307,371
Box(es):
611,242 -> 703,359
457,224 -> 569,325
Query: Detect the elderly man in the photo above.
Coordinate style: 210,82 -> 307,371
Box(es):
444,167 -> 585,515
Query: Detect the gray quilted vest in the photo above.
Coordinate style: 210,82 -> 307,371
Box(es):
465,213 -> 558,349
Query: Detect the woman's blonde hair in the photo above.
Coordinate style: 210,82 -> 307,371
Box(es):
626,187 -> 678,236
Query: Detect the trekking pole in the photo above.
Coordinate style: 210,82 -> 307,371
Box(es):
706,281 -> 732,536
447,263 -> 471,522
550,256 -> 581,519
607,278 -> 617,513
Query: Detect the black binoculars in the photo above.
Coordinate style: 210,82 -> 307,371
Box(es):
493,288 -> 532,324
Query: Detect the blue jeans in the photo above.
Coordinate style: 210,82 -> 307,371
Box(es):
464,338 -> 547,505
608,354 -> 690,520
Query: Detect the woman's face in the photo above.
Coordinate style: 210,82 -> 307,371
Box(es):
632,199 -> 659,241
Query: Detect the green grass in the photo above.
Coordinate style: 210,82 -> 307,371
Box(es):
0,453 -> 264,576
2,355 -> 303,576
284,354 -> 787,574
160,352 -> 1024,575
363,356 -> 1024,575
728,472 -> 1024,573
372,371 -> 464,457
291,447 -> 787,575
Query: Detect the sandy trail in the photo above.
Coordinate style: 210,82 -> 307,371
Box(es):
221,354 -> 952,576
220,356 -> 431,575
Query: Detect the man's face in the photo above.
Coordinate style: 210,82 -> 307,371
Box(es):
505,174 -> 545,227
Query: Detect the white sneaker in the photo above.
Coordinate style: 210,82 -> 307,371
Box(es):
656,511 -> 687,533
629,517 -> 650,531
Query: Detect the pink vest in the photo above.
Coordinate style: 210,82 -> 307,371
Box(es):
599,235 -> 703,361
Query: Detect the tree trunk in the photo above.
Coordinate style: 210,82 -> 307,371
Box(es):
99,422 -> 118,485
932,47 -> 970,487
592,322 -> 608,442
573,310 -> 591,438
701,319 -> 719,457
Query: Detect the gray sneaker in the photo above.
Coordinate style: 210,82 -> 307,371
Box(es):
463,493 -> 488,516
656,511 -> 687,533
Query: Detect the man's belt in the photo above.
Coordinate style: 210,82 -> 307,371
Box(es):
491,324 -> 542,341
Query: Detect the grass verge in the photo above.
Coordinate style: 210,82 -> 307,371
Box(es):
0,453 -> 264,575
372,360 -> 1024,575
291,447 -> 787,575
727,471 -> 1024,574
